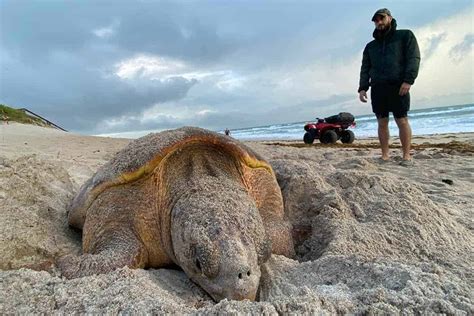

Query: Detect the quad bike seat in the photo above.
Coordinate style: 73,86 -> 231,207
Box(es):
324,112 -> 355,125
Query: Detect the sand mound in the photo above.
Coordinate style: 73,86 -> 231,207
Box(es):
0,124 -> 472,314
272,159 -> 472,267
0,155 -> 80,269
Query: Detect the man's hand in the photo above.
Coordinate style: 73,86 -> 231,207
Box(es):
359,90 -> 368,103
399,82 -> 411,96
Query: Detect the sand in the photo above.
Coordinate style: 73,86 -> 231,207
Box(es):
0,122 -> 473,314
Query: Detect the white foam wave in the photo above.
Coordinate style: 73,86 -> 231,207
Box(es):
231,104 -> 474,140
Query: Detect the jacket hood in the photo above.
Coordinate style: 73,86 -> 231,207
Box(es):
373,18 -> 397,40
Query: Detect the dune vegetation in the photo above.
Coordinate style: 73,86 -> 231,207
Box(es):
0,104 -> 51,127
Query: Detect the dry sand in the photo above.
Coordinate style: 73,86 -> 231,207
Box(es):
0,122 -> 473,314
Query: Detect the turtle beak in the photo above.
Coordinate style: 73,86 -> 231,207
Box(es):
225,286 -> 258,301
206,281 -> 258,302
197,263 -> 260,302
212,291 -> 257,302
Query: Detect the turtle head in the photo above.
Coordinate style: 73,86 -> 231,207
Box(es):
170,180 -> 271,301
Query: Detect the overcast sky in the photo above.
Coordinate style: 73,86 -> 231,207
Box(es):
1,0 -> 473,136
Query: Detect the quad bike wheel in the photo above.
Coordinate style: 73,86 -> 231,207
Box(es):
303,129 -> 316,144
340,130 -> 355,144
320,130 -> 338,144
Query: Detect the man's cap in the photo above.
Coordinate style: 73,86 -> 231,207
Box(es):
371,8 -> 392,21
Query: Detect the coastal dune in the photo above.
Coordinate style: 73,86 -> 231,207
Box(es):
0,123 -> 473,314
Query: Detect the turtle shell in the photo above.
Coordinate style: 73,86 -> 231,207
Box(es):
68,126 -> 273,228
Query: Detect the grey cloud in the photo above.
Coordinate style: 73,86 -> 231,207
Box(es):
267,94 -> 357,123
414,92 -> 474,108
0,53 -> 197,132
0,1 -> 235,65
196,92 -> 358,130
114,10 -> 233,64
97,115 -> 188,134
94,93 -> 356,135
423,33 -> 447,61
1,0 -> 471,135
449,33 -> 474,63
96,110 -> 266,135
0,1 -> 219,132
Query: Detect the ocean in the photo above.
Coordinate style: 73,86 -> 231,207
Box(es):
229,103 -> 474,141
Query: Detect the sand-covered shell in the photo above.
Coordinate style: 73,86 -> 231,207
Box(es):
68,126 -> 274,228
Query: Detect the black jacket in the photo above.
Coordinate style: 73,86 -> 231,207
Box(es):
358,19 -> 421,92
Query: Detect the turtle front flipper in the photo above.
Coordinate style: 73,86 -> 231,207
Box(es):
59,178 -> 154,279
57,234 -> 147,279
242,165 -> 295,258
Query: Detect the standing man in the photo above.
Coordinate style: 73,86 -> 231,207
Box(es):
358,8 -> 420,163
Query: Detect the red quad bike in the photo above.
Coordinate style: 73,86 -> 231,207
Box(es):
303,112 -> 356,144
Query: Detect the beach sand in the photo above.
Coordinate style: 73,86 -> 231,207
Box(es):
1,122 -> 473,314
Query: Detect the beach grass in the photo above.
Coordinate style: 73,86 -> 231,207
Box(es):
0,104 -> 47,126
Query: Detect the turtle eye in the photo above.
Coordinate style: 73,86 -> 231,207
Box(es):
194,243 -> 219,279
195,258 -> 201,272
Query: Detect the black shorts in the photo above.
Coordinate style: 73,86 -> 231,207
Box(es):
371,83 -> 410,119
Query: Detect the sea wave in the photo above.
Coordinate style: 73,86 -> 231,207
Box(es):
230,104 -> 474,140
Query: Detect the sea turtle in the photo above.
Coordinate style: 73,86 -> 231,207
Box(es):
58,126 -> 294,301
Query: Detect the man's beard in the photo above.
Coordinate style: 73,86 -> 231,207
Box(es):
376,23 -> 390,31
375,21 -> 391,36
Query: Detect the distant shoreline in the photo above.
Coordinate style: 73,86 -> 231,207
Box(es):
241,131 -> 474,143
3,122 -> 473,144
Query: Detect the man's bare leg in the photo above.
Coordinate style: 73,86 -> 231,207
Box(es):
395,117 -> 412,160
377,117 -> 390,160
